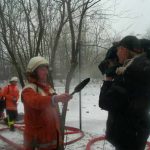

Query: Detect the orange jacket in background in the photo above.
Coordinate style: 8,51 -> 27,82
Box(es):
22,82 -> 62,149
3,84 -> 19,110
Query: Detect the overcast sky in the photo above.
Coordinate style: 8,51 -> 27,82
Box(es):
109,0 -> 150,38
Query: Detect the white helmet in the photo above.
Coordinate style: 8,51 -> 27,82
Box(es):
10,76 -> 18,82
26,56 -> 49,73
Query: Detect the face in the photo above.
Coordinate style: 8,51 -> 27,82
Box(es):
117,46 -> 129,64
11,81 -> 17,85
36,66 -> 48,82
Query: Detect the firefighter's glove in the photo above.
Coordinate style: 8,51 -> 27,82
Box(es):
52,93 -> 72,104
13,98 -> 17,105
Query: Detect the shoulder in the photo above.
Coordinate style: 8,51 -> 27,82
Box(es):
3,85 -> 9,91
132,53 -> 150,67
124,53 -> 150,85
23,83 -> 37,92
126,54 -> 150,73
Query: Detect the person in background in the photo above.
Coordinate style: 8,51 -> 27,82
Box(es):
99,35 -> 150,150
0,87 -> 5,119
22,56 -> 72,150
3,77 -> 19,131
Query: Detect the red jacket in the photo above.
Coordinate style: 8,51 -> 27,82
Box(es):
3,84 -> 19,110
22,81 -> 62,149
0,91 -> 3,99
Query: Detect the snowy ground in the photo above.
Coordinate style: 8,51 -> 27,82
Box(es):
0,79 -> 149,150
56,79 -> 113,150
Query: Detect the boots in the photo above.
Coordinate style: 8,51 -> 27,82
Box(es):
9,124 -> 15,131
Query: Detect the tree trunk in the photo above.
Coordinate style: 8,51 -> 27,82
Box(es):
60,62 -> 78,150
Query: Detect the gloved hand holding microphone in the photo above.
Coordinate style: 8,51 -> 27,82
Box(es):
52,93 -> 72,104
13,97 -> 17,105
52,78 -> 90,104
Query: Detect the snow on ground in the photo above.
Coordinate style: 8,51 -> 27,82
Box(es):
0,79 -> 149,149
0,127 -> 23,150
55,79 -> 115,149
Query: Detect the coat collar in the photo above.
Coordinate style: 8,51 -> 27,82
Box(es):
28,78 -> 52,94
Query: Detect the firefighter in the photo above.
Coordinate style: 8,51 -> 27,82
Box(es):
22,56 -> 72,150
3,77 -> 19,131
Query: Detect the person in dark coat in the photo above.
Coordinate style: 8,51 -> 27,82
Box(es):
99,35 -> 150,150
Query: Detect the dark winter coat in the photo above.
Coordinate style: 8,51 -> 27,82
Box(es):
99,53 -> 150,150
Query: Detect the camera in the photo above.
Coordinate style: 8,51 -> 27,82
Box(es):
98,44 -> 120,77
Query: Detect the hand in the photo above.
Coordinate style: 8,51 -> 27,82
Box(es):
13,98 -> 17,102
105,65 -> 118,77
54,93 -> 72,103
13,98 -> 17,105
105,76 -> 113,81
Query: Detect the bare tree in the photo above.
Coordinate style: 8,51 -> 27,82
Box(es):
0,0 -> 51,86
0,1 -> 25,86
0,1 -> 118,149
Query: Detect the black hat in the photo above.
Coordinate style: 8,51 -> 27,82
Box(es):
140,38 -> 150,58
140,38 -> 150,52
118,35 -> 141,53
